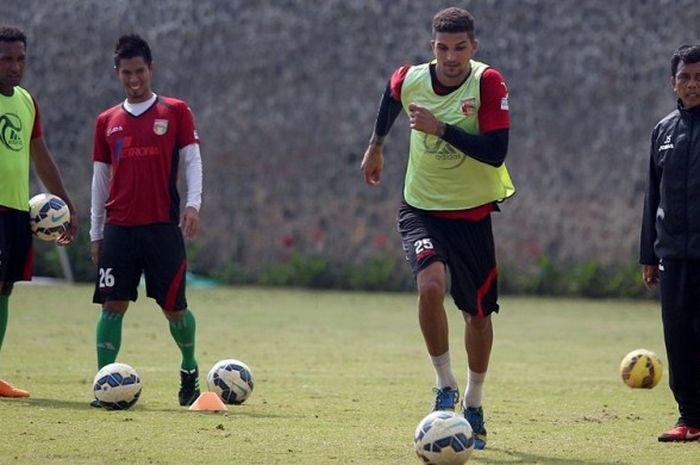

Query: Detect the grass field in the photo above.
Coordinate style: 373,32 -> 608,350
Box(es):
0,284 -> 696,465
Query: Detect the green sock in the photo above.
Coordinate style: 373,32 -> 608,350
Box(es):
0,296 -> 8,352
96,309 -> 123,369
169,308 -> 197,371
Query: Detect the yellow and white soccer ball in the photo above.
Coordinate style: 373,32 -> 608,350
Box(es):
28,193 -> 70,241
620,349 -> 663,389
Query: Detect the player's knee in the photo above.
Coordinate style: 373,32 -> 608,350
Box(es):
467,314 -> 491,332
103,301 -> 128,314
0,282 -> 14,295
162,308 -> 185,321
418,279 -> 445,304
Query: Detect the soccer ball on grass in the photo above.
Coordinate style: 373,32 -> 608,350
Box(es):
414,410 -> 475,465
93,362 -> 142,410
620,349 -> 662,389
28,193 -> 70,241
206,359 -> 254,404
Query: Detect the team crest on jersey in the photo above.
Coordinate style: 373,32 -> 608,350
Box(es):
153,119 -> 169,135
460,98 -> 476,116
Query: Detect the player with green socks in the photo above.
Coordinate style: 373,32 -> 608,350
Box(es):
0,26 -> 77,398
89,34 -> 203,407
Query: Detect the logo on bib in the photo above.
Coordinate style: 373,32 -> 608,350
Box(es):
460,98 -> 476,117
0,113 -> 23,151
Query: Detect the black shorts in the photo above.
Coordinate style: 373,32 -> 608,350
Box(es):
93,223 -> 187,311
0,208 -> 33,285
397,202 -> 499,317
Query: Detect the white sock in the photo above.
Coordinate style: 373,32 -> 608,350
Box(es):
430,352 -> 458,390
463,369 -> 486,408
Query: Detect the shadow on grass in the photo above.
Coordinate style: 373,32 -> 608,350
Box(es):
8,397 -> 89,410
483,447 -> 624,465
11,397 -> 286,418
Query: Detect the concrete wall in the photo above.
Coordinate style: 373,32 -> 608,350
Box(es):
4,0 -> 698,276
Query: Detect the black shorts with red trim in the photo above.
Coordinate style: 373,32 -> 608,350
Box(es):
0,207 -> 33,285
93,223 -> 187,311
397,202 -> 499,318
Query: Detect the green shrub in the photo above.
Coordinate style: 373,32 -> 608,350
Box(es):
259,253 -> 330,287
500,256 -> 655,299
344,255 -> 408,291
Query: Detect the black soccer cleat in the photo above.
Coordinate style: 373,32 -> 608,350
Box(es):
178,367 -> 200,406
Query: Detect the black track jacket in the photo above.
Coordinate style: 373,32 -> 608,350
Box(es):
641,102 -> 700,265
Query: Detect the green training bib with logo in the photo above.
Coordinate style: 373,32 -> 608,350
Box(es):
400,60 -> 515,210
0,86 -> 35,211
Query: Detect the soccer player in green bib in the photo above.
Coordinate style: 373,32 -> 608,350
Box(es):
0,26 -> 78,398
360,8 -> 515,450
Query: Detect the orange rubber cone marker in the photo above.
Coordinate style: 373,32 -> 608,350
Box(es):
188,391 -> 228,412
0,379 -> 30,398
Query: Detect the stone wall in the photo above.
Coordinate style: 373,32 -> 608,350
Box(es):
4,0 -> 698,278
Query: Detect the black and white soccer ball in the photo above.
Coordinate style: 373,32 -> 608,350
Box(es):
92,362 -> 142,410
414,411 -> 475,465
28,193 -> 70,241
206,359 -> 254,405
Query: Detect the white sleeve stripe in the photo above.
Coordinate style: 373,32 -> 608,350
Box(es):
90,161 -> 111,241
181,143 -> 203,211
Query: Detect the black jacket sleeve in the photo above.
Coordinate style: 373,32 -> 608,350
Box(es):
442,125 -> 509,167
640,128 -> 660,265
373,81 -> 403,137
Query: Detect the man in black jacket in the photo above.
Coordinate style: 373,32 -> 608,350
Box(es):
641,43 -> 700,442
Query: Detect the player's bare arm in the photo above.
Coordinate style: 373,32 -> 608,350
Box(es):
181,143 -> 202,240
30,137 -> 78,245
90,240 -> 101,266
362,78 -> 402,188
360,136 -> 384,187
408,103 -> 445,137
181,206 -> 199,240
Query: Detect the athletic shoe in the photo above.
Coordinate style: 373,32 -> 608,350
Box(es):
178,367 -> 200,406
658,424 -> 700,442
464,406 -> 487,449
0,379 -> 30,398
432,386 -> 459,411
90,398 -> 102,408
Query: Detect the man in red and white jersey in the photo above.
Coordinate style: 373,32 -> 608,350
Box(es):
361,7 -> 515,450
89,34 -> 203,407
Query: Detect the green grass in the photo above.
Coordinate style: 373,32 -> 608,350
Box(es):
0,284 -> 695,464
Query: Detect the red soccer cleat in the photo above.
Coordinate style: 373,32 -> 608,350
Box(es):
658,425 -> 700,442
0,379 -> 30,398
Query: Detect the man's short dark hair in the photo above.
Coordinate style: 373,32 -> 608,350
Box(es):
671,43 -> 700,77
114,34 -> 152,67
432,7 -> 475,40
0,26 -> 26,46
